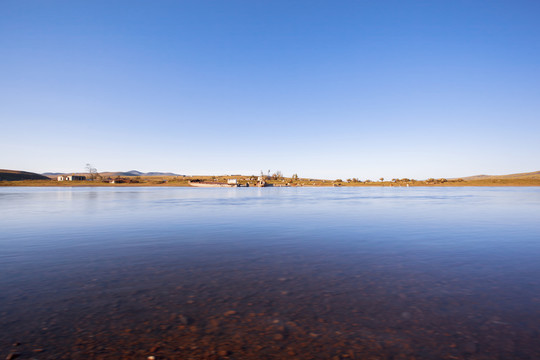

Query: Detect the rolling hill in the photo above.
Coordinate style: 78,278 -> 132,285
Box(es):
99,170 -> 180,177
460,170 -> 540,181
0,169 -> 51,181
43,170 -> 181,177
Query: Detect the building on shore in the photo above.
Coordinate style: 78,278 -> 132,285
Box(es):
57,175 -> 86,181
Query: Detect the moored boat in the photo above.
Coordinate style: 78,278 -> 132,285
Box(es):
188,180 -> 238,187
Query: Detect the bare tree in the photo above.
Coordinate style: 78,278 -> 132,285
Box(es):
86,163 -> 98,181
271,170 -> 283,180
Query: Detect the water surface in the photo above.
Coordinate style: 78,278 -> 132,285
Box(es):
1,187 -> 540,359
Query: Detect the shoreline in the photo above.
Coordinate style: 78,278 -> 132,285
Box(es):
2,180 -> 540,187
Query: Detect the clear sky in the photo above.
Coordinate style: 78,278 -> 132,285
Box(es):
1,1 -> 539,180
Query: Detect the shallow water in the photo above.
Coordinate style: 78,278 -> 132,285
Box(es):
1,187 -> 540,359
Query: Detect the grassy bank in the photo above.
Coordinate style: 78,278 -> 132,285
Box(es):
2,176 -> 540,187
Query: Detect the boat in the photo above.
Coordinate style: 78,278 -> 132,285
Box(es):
188,180 -> 238,188
256,176 -> 273,187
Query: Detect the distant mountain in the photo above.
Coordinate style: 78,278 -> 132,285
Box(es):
99,170 -> 181,177
144,172 -> 180,176
99,171 -> 143,177
124,170 -> 144,176
460,170 -> 540,180
42,170 -> 181,177
1,169 -> 51,181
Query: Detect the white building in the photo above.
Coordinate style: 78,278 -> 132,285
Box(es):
57,175 -> 86,181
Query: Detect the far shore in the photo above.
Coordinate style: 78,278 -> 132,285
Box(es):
2,177 -> 540,187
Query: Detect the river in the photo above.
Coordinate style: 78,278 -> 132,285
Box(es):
1,187 -> 540,359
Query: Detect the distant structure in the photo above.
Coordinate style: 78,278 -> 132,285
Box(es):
57,175 -> 86,181
256,176 -> 270,187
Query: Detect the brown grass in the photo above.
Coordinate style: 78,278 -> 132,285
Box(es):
2,176 -> 540,187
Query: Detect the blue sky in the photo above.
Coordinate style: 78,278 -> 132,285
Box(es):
1,1 -> 539,179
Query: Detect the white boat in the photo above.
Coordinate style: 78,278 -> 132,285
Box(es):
188,181 -> 237,188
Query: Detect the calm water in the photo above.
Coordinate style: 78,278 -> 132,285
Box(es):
1,187 -> 540,359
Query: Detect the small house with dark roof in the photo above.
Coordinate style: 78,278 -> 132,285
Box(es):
57,175 -> 86,181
